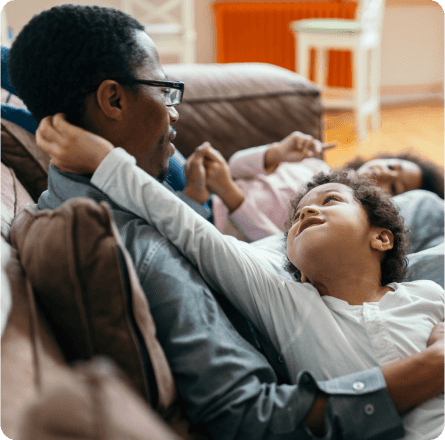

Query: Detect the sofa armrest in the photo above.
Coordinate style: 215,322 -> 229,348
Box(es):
164,63 -> 323,160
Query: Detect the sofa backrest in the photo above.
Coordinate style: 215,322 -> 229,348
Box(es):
1,119 -> 50,201
164,62 -> 323,160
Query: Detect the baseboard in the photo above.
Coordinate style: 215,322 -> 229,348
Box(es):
380,91 -> 444,105
321,83 -> 444,107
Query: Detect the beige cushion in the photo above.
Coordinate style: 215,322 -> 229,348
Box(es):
1,119 -> 50,201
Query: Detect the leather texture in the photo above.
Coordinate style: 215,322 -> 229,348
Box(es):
1,162 -> 34,239
164,63 -> 323,160
9,199 -> 176,409
1,119 -> 50,201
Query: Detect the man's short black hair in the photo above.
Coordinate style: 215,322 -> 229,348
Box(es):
345,151 -> 444,199
8,5 -> 146,125
284,170 -> 410,286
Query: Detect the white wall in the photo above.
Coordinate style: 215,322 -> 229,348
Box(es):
380,5 -> 444,102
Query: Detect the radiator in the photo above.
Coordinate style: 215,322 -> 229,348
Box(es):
213,1 -> 357,88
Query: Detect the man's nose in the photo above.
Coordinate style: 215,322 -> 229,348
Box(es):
168,106 -> 179,123
300,206 -> 319,220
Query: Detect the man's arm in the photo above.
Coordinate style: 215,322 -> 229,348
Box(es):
304,322 -> 444,436
132,219 -> 404,440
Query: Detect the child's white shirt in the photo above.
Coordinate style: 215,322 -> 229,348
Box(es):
92,148 -> 444,440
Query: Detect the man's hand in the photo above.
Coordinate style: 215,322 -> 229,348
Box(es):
36,113 -> 113,175
182,149 -> 210,205
198,143 -> 245,213
264,132 -> 337,173
197,143 -> 232,196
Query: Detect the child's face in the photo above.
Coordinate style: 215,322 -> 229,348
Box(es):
356,158 -> 422,196
287,183 -> 374,282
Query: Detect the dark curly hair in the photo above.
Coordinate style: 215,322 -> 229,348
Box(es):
345,151 -> 444,199
8,5 -> 146,125
284,170 -> 410,286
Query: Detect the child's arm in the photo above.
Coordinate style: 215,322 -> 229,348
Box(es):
36,114 -> 298,349
90,148 -> 285,339
229,132 -> 337,176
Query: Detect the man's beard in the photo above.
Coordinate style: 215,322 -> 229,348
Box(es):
156,168 -> 169,183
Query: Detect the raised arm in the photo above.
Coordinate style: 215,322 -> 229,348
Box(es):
91,147 -> 296,345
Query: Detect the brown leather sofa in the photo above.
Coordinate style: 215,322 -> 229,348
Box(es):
1,62 -> 322,439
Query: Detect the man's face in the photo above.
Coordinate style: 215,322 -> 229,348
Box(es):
117,31 -> 178,179
356,158 -> 422,196
287,183 -> 373,281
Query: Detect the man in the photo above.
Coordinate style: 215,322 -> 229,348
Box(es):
8,5 -> 443,439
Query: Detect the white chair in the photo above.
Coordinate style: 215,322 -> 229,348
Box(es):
122,0 -> 196,64
290,0 -> 385,141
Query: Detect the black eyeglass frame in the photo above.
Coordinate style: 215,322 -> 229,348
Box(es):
83,78 -> 185,106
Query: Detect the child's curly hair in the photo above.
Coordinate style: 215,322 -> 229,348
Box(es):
283,170 -> 410,285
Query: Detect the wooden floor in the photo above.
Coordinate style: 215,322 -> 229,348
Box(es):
323,101 -> 444,169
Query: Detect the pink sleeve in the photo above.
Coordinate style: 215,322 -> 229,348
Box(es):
228,145 -> 270,179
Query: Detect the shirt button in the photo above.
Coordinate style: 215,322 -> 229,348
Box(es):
353,381 -> 365,391
278,356 -> 284,364
364,404 -> 375,415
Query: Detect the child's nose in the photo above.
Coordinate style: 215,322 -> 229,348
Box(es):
300,206 -> 319,220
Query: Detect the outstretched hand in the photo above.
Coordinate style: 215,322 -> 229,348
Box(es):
36,113 -> 114,175
264,131 -> 337,172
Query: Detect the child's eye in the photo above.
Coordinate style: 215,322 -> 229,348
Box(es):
164,88 -> 171,96
323,194 -> 340,204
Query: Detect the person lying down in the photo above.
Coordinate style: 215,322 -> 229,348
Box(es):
37,115 -> 444,440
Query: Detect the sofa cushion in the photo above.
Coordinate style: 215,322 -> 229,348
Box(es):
1,162 -> 34,239
18,358 -> 182,440
9,198 -> 177,412
164,63 -> 323,160
1,119 -> 50,201
1,237 -> 13,334
2,249 -> 69,439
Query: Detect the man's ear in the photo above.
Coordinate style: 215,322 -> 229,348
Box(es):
370,227 -> 394,252
95,80 -> 126,121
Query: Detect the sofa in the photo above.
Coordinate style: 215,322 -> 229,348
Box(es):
1,62 -> 323,439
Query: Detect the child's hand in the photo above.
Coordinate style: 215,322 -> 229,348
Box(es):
197,143 -> 244,213
197,143 -> 232,196
36,113 -> 114,175
278,131 -> 325,162
183,150 -> 210,204
264,132 -> 337,172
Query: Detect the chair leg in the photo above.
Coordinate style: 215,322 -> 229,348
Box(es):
370,45 -> 382,132
316,48 -> 326,88
353,47 -> 367,141
297,35 -> 310,78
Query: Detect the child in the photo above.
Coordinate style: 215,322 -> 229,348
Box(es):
36,115 -> 444,440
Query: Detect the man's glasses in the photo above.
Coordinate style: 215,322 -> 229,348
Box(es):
83,78 -> 184,106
